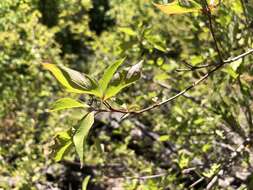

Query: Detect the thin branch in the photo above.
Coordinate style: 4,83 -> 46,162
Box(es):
240,0 -> 250,27
223,48 -> 253,63
125,173 -> 167,180
206,175 -> 219,190
92,3 -> 253,116
202,0 -> 224,63
189,177 -> 205,188
93,49 -> 253,115
136,48 -> 253,113
176,62 -> 216,72
157,82 -> 202,105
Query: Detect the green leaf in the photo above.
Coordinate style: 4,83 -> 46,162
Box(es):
118,27 -> 137,36
104,60 -> 143,100
222,66 -> 239,79
203,163 -> 220,178
94,138 -> 104,155
159,135 -> 170,142
51,131 -> 73,162
246,4 -> 253,18
43,63 -> 101,96
50,97 -> 89,112
153,0 -> 202,15
73,112 -> 94,165
99,58 -> 126,95
230,59 -> 242,71
190,55 -> 204,66
145,35 -> 167,52
82,176 -> 91,190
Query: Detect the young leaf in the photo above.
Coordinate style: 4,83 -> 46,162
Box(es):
82,176 -> 91,190
73,112 -> 94,166
153,0 -> 202,15
43,63 -> 101,96
50,97 -> 89,112
51,131 -> 73,162
99,58 -> 126,94
118,27 -> 137,36
103,60 -> 143,100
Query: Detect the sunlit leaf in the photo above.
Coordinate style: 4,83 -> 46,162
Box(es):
73,112 -> 94,166
82,176 -> 91,190
43,63 -> 101,96
99,58 -> 126,94
104,60 -> 143,100
159,135 -> 170,142
118,27 -> 137,36
50,98 -> 89,112
203,163 -> 220,178
222,66 -> 239,79
153,0 -> 202,15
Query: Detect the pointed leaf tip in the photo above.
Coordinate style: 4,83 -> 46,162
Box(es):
50,98 -> 89,112
73,112 -> 95,165
103,60 -> 143,99
43,63 -> 101,96
99,58 -> 126,94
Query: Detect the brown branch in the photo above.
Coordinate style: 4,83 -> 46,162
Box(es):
92,2 -> 253,116
202,0 -> 224,63
93,48 -> 253,115
125,173 -> 167,180
176,62 -> 216,72
136,48 -> 253,114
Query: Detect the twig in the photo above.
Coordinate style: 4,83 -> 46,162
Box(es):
189,177 -> 205,188
94,49 -> 253,115
176,62 -> 216,72
157,82 -> 202,105
125,173 -> 167,180
202,0 -> 223,63
206,175 -> 218,190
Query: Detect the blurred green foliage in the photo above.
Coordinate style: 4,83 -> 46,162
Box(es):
1,0 -> 253,189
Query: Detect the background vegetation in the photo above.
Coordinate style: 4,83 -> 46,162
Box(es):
1,0 -> 253,189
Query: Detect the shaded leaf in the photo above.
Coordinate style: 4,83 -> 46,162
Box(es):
99,58 -> 126,94
104,60 -> 143,100
73,112 -> 94,165
50,97 -> 89,112
95,138 -> 104,155
43,63 -> 101,96
51,131 -> 73,162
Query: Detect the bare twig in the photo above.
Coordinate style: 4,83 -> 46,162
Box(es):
125,173 -> 167,180
189,177 -> 205,188
94,49 -> 253,115
134,49 -> 253,114
202,0 -> 223,63
176,62 -> 216,72
206,175 -> 219,190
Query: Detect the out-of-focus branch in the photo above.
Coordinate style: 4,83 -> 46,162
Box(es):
202,0 -> 223,63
